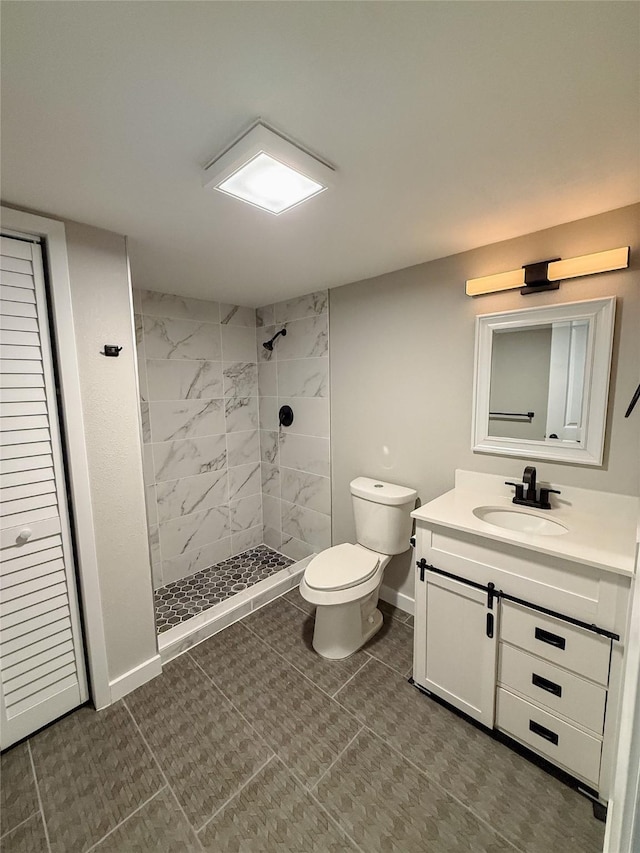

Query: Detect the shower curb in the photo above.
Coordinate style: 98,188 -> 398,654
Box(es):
157,555 -> 312,664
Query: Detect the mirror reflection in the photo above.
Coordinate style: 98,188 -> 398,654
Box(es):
488,320 -> 588,444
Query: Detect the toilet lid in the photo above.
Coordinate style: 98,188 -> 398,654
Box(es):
305,543 -> 380,591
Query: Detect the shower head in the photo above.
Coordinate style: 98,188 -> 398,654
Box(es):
263,328 -> 287,351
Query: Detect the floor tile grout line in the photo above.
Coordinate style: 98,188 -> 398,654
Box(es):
240,619 -> 361,714
334,654 -> 404,700
195,754 -> 276,835
187,653 -> 278,760
188,647 -> 365,850
306,787 -> 367,853
309,725 -> 365,792
273,747 -> 366,853
26,741 -> 52,853
0,811 -> 40,842
281,592 -> 314,617
122,700 -> 205,852
359,647 -> 413,680
359,723 -> 523,853
380,605 -> 411,625
82,786 -> 168,853
330,658 -> 371,698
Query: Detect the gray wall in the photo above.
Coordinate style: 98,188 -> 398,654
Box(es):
489,327 -> 552,440
134,291 -> 263,588
330,204 -> 640,601
257,291 -> 331,561
64,221 -> 158,683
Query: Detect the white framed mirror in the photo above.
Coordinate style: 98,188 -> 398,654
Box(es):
472,297 -> 616,465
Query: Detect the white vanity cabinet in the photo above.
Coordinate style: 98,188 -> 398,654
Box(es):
412,473 -> 637,803
495,601 -> 611,788
420,570 -> 498,728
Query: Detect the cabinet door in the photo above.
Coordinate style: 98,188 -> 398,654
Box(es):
419,571 -> 498,728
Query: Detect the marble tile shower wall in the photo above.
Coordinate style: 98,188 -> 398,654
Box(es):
134,290 -> 262,589
257,290 -> 331,561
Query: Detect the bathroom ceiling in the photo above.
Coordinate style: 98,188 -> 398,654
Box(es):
1,2 -> 638,306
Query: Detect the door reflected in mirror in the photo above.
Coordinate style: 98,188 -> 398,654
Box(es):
473,298 -> 615,466
489,320 -> 588,443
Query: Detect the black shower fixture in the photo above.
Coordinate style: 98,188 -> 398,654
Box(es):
263,328 -> 287,351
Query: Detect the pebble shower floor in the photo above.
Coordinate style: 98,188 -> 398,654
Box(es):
154,545 -> 294,633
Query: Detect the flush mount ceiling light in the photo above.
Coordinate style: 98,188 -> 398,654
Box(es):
202,121 -> 334,215
466,247 -> 630,297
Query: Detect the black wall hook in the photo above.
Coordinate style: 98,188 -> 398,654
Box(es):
624,383 -> 640,418
101,345 -> 122,357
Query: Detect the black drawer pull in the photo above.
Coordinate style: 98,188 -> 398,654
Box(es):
532,673 -> 562,697
535,627 -> 566,650
486,613 -> 494,638
529,719 -> 559,746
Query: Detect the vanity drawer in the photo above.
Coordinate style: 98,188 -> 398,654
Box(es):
500,601 -> 611,685
496,688 -> 602,788
498,643 -> 607,735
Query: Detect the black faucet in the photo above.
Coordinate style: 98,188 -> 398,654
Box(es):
505,466 -> 561,510
522,466 -> 536,498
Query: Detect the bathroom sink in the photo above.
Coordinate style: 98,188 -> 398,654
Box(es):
472,506 -> 568,536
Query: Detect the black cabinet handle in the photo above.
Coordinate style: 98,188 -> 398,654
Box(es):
535,627 -> 566,650
529,720 -> 559,746
532,673 -> 562,697
486,613 -> 494,638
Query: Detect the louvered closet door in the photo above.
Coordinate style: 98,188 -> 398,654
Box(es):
0,235 -> 88,749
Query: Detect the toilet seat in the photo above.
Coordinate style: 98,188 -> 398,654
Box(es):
304,543 -> 379,591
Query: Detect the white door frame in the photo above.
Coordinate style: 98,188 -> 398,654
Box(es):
1,206 -> 111,709
605,537 -> 640,853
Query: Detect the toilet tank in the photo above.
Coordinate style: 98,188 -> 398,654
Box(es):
350,477 -> 418,555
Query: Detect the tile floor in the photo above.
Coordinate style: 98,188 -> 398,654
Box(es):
0,589 -> 604,853
154,545 -> 294,633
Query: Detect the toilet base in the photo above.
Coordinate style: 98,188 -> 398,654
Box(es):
312,591 -> 383,660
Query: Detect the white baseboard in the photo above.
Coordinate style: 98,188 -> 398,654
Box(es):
109,654 -> 162,702
379,583 -> 414,616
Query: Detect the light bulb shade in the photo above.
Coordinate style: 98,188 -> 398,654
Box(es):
217,152 -> 325,214
465,268 -> 525,296
203,122 -> 334,214
547,247 -> 630,281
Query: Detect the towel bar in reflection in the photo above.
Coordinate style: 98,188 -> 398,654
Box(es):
489,411 -> 535,421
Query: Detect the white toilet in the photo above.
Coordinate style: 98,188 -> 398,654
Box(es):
300,477 -> 417,659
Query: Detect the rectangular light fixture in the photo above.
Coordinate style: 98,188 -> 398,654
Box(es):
203,121 -> 334,215
466,247 -> 630,297
547,247 -> 630,281
466,268 -> 525,297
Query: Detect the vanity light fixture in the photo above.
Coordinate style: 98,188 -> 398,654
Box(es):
466,247 -> 630,297
202,120 -> 334,215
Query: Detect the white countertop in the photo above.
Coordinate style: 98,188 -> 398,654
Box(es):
412,471 -> 638,577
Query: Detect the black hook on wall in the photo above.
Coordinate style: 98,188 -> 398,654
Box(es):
100,344 -> 122,357
624,383 -> 640,418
